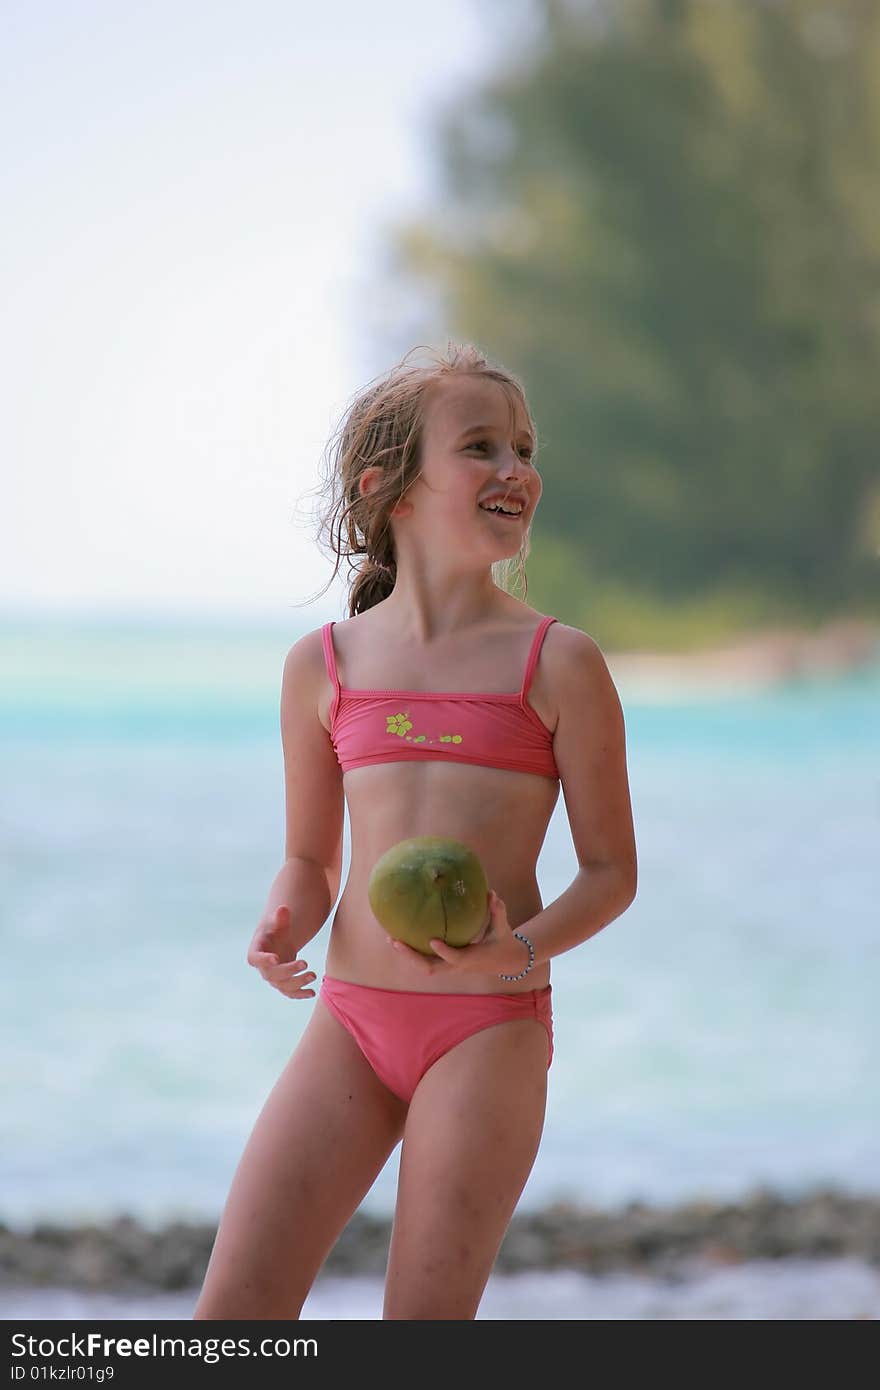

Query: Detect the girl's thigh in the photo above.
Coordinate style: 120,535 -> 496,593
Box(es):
383,1017 -> 549,1320
194,997 -> 408,1320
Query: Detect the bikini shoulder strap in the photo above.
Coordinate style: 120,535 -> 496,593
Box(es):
321,621 -> 340,696
520,616 -> 557,703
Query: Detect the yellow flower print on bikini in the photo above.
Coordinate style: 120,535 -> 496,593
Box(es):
385,713 -> 462,745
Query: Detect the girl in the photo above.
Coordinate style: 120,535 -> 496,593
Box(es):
194,342 -> 637,1320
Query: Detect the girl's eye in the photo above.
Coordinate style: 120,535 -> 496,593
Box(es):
468,441 -> 534,461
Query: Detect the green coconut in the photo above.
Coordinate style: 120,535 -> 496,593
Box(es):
368,835 -> 490,956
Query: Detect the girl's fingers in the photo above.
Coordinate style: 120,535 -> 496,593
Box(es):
278,969 -> 316,992
278,980 -> 316,998
260,955 -> 306,975
387,937 -> 431,962
428,939 -> 455,960
253,951 -> 314,986
252,950 -> 279,968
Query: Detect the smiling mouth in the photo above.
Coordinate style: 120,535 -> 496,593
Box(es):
478,503 -> 525,520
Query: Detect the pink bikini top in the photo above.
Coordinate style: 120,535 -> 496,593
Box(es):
322,616 -> 559,780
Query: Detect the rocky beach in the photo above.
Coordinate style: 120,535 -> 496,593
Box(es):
2,1188 -> 878,1296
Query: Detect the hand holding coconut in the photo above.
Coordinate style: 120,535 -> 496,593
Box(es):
368,835 -> 532,978
389,888 -> 530,978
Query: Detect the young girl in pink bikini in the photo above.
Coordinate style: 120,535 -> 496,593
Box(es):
194,342 -> 637,1320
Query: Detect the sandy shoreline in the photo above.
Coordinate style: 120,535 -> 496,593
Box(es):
3,1259 -> 879,1320
3,1188 -> 878,1295
604,617 -> 880,694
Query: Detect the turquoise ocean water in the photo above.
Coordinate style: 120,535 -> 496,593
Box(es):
2,613 -> 877,1229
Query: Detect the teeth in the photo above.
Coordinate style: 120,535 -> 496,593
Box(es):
480,502 -> 523,515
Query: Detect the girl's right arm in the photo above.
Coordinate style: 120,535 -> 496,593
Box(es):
249,630 -> 344,1000
247,857 -> 332,999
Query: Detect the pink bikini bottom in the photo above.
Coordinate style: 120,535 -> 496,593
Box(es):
318,975 -> 553,1105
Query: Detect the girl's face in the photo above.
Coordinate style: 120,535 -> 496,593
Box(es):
399,376 -> 541,560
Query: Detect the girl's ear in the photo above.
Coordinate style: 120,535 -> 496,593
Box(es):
359,463 -> 414,518
359,468 -> 380,499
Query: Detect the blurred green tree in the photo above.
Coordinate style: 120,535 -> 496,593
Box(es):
358,0 -> 880,648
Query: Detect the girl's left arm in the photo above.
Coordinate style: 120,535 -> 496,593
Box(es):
520,627 -> 637,966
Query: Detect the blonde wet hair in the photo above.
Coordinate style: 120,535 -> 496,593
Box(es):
294,341 -> 540,617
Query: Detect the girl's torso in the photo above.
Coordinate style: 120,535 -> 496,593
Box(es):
315,599 -> 563,995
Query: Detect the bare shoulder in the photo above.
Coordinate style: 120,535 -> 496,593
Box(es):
540,621 -> 618,725
282,625 -> 328,682
544,622 -> 635,880
548,621 -> 612,676
281,625 -> 332,723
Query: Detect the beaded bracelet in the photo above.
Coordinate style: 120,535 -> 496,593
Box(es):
498,931 -> 536,982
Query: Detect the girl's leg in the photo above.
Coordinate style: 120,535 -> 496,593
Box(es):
194,998 -> 408,1320
382,1017 -> 549,1320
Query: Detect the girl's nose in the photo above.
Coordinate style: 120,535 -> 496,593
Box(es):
498,462 -> 531,491
499,449 -> 530,477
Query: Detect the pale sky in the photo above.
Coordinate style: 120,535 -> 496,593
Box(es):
2,0 -> 537,621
